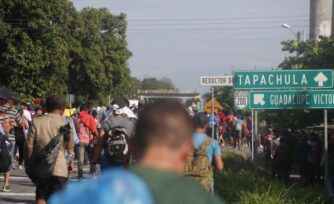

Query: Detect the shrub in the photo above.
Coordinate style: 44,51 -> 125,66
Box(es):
215,152 -> 331,204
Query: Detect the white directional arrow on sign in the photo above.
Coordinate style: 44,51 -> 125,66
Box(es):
253,94 -> 265,106
314,72 -> 328,87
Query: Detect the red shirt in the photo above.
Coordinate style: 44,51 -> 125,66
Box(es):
75,111 -> 97,144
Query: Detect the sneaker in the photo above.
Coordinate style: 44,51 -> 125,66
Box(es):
2,186 -> 11,192
18,165 -> 23,170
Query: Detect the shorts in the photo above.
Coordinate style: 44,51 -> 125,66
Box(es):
36,176 -> 67,201
233,130 -> 241,138
0,140 -> 14,173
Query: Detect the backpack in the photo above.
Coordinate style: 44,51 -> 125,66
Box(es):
25,123 -> 71,185
104,126 -> 129,165
185,137 -> 213,191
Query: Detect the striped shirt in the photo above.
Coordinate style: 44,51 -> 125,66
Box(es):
0,105 -> 22,139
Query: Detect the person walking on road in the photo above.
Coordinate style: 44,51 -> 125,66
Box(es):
0,88 -> 22,192
187,112 -> 224,192
74,103 -> 97,178
25,96 -> 74,204
50,100 -> 225,204
90,106 -> 136,172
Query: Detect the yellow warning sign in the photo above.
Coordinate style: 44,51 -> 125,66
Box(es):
203,99 -> 223,114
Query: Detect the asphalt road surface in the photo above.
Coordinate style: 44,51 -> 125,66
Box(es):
0,162 -> 91,204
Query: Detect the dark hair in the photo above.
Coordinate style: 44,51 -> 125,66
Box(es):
193,112 -> 209,128
45,95 -> 66,113
134,100 -> 193,158
80,102 -> 93,112
80,103 -> 89,111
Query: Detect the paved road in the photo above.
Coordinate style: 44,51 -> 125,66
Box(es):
0,163 -> 91,204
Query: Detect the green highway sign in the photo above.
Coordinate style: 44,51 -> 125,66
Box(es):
234,70 -> 333,89
249,90 -> 334,109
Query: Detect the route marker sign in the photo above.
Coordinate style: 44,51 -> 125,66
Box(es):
234,70 -> 333,89
234,91 -> 249,110
200,75 -> 233,86
249,90 -> 334,109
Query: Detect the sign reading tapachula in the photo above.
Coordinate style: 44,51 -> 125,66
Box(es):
234,70 -> 333,89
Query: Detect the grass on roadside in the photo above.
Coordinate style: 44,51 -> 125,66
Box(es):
214,152 -> 332,204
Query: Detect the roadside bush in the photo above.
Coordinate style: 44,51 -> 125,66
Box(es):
215,152 -> 331,204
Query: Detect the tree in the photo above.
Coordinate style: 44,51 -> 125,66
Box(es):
264,37 -> 334,129
0,0 -> 77,100
67,8 -> 131,103
141,77 -> 176,90
0,1 -> 132,104
203,86 -> 235,113
279,37 -> 334,69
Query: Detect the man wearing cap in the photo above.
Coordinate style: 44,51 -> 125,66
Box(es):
0,87 -> 22,192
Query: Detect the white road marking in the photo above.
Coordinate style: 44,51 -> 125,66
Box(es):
0,176 -> 79,181
0,192 -> 35,197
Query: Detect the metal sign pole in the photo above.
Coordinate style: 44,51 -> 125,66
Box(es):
324,109 -> 329,192
251,110 -> 255,161
254,110 -> 258,172
211,87 -> 215,139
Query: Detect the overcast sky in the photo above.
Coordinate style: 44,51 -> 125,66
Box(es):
71,0 -> 309,93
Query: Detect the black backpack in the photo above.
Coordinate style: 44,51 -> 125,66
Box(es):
104,126 -> 128,165
25,123 -> 71,185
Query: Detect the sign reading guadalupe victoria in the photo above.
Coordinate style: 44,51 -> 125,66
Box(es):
234,70 -> 333,89
249,90 -> 334,109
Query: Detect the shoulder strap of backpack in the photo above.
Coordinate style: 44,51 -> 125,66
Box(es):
198,137 -> 212,152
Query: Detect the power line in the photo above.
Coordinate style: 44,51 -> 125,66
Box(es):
128,15 -> 309,22
127,25 -> 308,32
128,19 -> 308,26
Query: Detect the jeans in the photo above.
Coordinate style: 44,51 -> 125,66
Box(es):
77,142 -> 89,178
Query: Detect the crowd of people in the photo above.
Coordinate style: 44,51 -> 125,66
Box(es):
1,85 -> 334,203
261,125 -> 334,193
204,110 -> 252,150
0,87 -> 226,204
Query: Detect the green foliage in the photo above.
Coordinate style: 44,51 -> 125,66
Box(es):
141,77 -> 176,90
215,152 -> 331,204
279,37 -> 334,69
0,0 -> 131,104
261,37 -> 334,128
258,109 -> 324,129
203,87 -> 234,113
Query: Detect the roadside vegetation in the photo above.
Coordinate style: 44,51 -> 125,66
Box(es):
215,152 -> 332,204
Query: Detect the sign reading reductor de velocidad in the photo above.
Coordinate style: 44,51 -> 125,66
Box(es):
234,70 -> 333,89
200,75 -> 233,86
249,90 -> 334,109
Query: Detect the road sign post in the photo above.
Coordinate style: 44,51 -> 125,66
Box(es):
211,87 -> 215,139
254,110 -> 258,173
233,69 -> 334,191
251,110 -> 255,161
234,70 -> 333,90
324,109 -> 329,192
201,75 -> 232,141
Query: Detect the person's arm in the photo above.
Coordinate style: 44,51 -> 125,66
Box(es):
25,121 -> 37,162
213,141 -> 224,171
214,156 -> 224,172
90,116 -> 98,138
90,128 -> 105,173
15,110 -> 23,127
